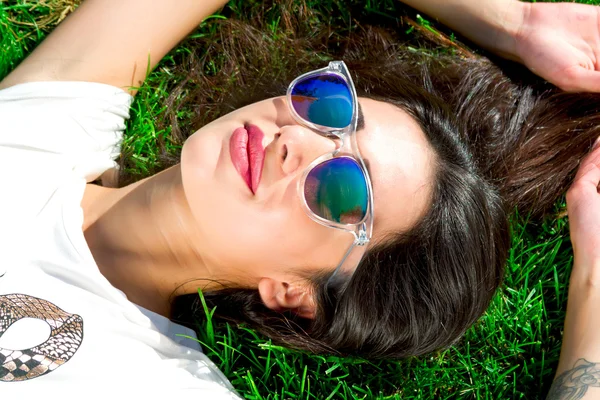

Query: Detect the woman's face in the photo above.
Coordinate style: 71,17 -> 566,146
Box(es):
180,96 -> 435,289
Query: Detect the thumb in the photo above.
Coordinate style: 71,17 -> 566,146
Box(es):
573,143 -> 600,188
556,67 -> 600,93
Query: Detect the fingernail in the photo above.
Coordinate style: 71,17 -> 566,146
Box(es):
593,136 -> 600,150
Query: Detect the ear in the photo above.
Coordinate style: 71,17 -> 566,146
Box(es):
258,277 -> 316,319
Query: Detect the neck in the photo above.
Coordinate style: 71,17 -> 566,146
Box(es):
83,165 -> 220,316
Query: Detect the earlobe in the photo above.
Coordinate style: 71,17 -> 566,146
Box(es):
257,277 -> 316,319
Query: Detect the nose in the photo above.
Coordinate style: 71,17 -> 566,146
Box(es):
275,125 -> 338,176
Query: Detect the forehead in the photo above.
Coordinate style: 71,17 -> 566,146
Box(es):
356,97 -> 435,238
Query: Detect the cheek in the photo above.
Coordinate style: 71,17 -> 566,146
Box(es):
184,182 -> 346,273
194,201 -> 313,272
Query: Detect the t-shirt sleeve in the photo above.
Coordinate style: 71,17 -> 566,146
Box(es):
0,81 -> 133,182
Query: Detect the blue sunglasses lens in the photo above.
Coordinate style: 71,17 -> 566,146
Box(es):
304,157 -> 369,224
290,73 -> 353,129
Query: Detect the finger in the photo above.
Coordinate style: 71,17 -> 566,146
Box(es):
574,144 -> 600,187
567,159 -> 600,215
558,67 -> 600,93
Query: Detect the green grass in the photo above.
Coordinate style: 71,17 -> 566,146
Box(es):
1,0 -> 598,398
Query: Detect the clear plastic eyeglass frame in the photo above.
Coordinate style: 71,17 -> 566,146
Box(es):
286,61 -> 375,285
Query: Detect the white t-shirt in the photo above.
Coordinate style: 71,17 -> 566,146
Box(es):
0,82 -> 240,399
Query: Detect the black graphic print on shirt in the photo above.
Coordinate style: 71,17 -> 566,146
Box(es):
0,294 -> 83,382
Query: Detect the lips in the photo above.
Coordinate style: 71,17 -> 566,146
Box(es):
230,124 -> 265,194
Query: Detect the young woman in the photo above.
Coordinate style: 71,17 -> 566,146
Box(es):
0,0 -> 599,397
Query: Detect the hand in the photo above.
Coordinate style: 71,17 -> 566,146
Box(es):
514,2 -> 600,92
567,139 -> 600,279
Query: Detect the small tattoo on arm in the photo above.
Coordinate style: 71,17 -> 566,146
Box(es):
548,359 -> 600,400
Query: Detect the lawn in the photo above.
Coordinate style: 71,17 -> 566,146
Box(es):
1,0 -> 599,398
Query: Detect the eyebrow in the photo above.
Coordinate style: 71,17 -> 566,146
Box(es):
357,102 -> 365,131
363,158 -> 373,180
355,102 -> 372,178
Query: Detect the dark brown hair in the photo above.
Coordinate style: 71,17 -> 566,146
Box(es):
144,11 -> 600,359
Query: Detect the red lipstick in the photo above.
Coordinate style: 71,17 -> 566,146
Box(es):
230,124 -> 265,194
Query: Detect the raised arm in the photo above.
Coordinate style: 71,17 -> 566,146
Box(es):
544,143 -> 600,400
401,0 -> 600,92
400,0 -> 525,59
0,0 -> 228,93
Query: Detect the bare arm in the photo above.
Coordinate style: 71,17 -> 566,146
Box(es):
400,0 -> 600,92
400,0 -> 526,60
548,144 -> 600,399
547,286 -> 600,399
0,0 -> 228,93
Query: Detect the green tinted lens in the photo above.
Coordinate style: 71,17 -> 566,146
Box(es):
304,157 -> 369,224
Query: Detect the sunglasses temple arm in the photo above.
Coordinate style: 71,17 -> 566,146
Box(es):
324,240 -> 359,293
